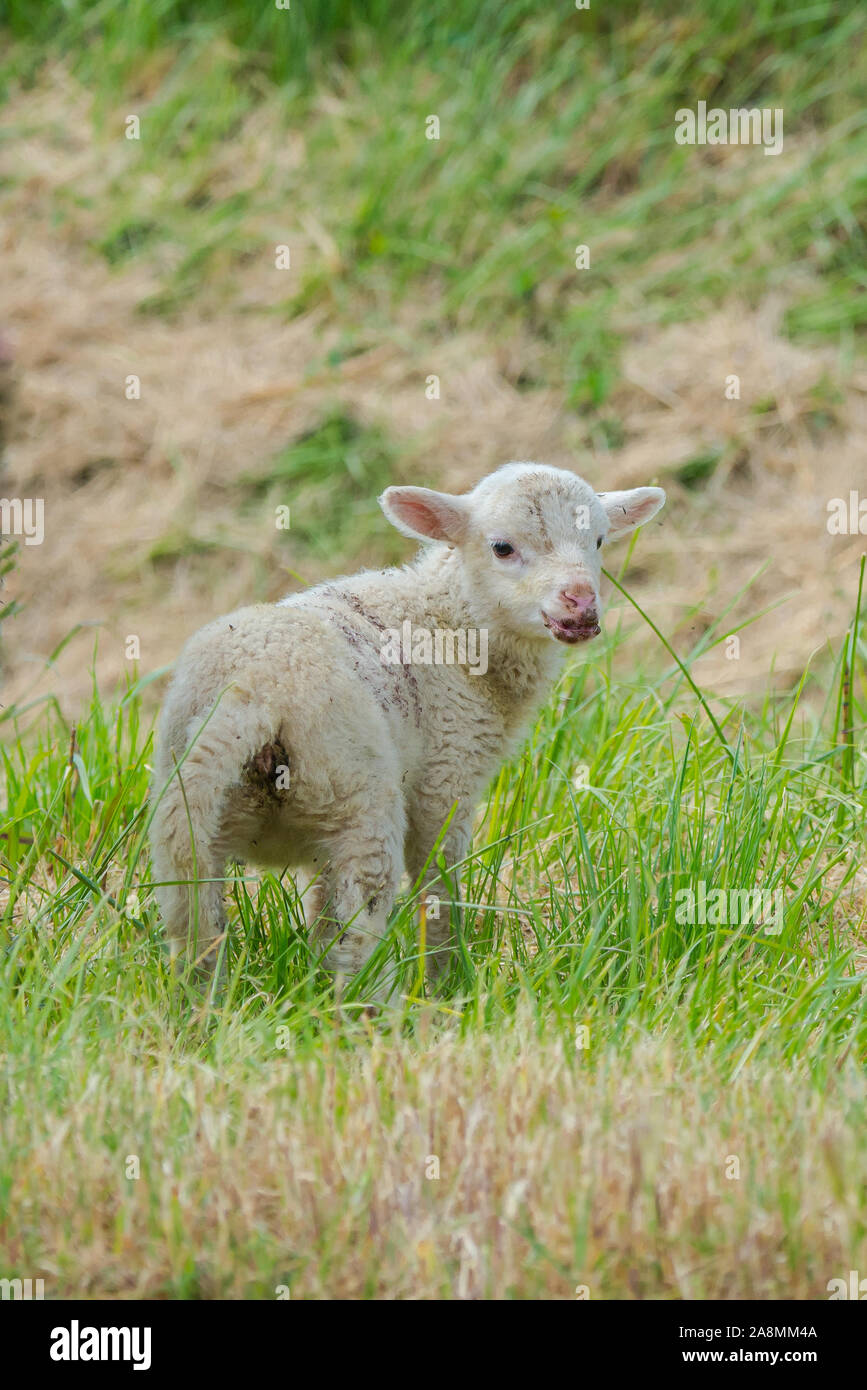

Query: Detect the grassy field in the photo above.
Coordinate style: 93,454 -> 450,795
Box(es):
1,1 -> 866,1298
2,565 -> 866,1297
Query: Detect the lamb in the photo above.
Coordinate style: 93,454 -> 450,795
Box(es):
149,462 -> 665,1003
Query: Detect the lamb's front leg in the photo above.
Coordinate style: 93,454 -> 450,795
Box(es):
406,807 -> 473,990
312,820 -> 405,1008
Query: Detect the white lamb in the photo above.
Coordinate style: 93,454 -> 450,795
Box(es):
150,463 -> 665,1001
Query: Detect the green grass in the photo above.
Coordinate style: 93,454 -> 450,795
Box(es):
238,411 -> 407,562
6,566 -> 864,1062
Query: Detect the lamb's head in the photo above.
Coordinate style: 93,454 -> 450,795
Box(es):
380,463 -> 665,646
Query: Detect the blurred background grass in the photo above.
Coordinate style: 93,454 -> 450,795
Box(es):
0,0 -> 865,708
3,0 -> 864,338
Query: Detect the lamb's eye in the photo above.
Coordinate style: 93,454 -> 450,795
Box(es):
596,536 -> 603,549
491,541 -> 515,558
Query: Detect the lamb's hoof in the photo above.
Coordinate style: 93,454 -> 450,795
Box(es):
167,939 -> 226,1004
333,970 -> 403,1025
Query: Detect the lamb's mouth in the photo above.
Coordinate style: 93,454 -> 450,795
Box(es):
541,610 -> 602,644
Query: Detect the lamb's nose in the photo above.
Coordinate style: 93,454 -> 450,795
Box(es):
561,587 -> 597,616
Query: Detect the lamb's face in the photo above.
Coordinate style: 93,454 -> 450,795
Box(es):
459,466 -> 610,644
380,463 -> 665,647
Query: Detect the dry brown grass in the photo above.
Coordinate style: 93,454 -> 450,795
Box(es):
3,1017 -> 864,1299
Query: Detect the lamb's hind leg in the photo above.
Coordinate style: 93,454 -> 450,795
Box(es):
150,695 -> 280,988
150,778 -> 228,985
313,815 -> 405,1007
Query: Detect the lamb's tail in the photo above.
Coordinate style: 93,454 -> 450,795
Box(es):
149,688 -> 277,975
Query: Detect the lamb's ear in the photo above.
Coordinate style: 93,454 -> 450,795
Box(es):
598,487 -> 666,539
379,486 -> 469,543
